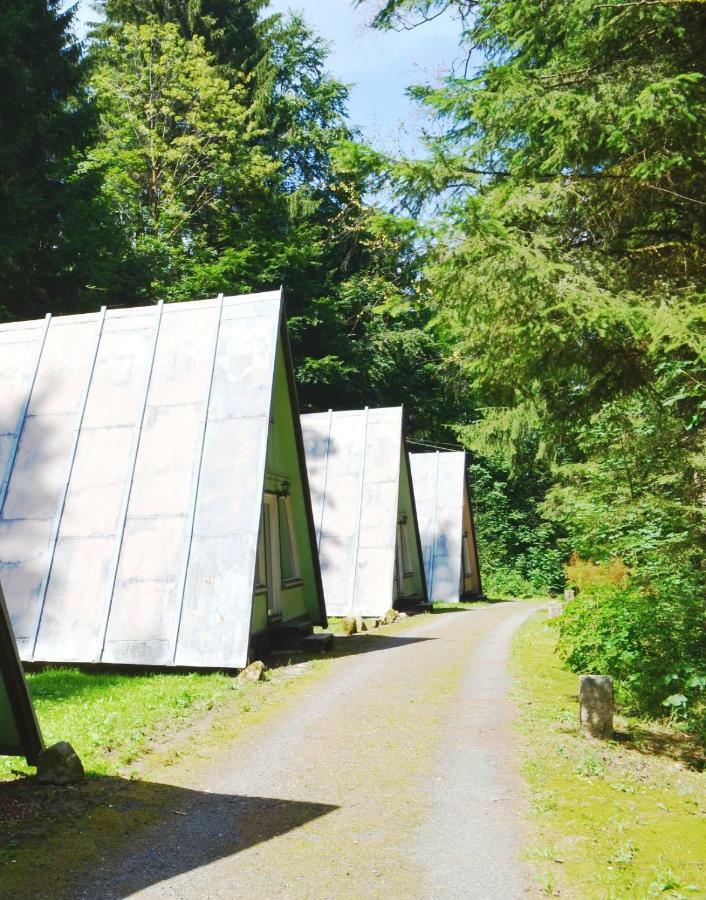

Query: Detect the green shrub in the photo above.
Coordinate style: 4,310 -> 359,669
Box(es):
564,554 -> 630,593
470,461 -> 565,597
557,557 -> 706,736
482,568 -> 548,599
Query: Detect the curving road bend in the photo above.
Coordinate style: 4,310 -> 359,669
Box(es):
78,601 -> 538,900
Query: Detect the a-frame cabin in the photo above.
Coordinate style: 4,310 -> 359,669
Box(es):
410,451 -> 483,603
301,406 -> 428,618
0,291 -> 327,669
0,580 -> 43,765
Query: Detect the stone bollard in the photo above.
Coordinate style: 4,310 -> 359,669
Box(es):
579,675 -> 614,739
546,601 -> 563,620
564,588 -> 576,602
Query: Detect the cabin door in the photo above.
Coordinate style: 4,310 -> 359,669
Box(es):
263,494 -> 282,618
394,519 -> 413,599
394,538 -> 404,598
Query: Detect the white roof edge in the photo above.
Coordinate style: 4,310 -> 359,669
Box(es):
410,450 -> 465,458
302,405 -> 403,419
222,289 -> 282,304
0,289 -> 284,331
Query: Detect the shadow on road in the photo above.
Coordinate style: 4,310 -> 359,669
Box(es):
0,774 -> 338,899
429,599 -> 509,614
271,634 -> 436,667
326,633 -> 435,659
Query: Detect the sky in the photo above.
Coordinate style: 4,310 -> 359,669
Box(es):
72,0 -> 463,156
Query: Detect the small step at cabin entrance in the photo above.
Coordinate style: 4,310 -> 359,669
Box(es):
269,616 -> 333,654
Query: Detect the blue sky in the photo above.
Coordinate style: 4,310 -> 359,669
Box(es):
72,1 -> 462,156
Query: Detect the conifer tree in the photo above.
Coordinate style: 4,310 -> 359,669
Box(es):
98,0 -> 268,71
0,0 -> 98,319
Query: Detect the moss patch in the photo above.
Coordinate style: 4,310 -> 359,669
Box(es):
512,612 -> 705,898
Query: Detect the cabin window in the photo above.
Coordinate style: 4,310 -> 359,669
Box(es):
278,495 -> 300,583
397,519 -> 413,577
462,531 -> 474,578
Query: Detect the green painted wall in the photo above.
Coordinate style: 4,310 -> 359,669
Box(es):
396,448 -> 425,599
251,592 -> 268,633
259,337 -> 322,626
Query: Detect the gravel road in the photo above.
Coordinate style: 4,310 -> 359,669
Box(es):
78,601 -> 538,899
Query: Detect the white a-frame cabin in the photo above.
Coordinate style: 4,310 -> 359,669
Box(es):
301,406 -> 428,618
410,451 -> 483,603
0,290 -> 327,669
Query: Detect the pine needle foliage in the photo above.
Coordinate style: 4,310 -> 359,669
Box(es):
365,0 -> 706,725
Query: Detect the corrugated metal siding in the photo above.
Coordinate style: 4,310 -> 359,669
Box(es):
301,407 -> 405,617
0,292 -> 282,669
410,451 -> 466,603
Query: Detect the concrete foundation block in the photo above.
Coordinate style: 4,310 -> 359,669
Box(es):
579,675 -> 614,739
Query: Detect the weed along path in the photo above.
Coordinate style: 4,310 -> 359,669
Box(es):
71,602 -> 536,899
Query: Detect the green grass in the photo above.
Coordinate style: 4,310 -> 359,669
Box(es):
512,612 -> 705,899
1,668 -> 234,779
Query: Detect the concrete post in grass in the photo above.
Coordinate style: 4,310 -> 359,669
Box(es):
564,588 -> 576,602
579,675 -> 614,739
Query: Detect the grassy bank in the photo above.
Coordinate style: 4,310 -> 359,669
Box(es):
512,611 -> 705,899
1,668 -> 234,780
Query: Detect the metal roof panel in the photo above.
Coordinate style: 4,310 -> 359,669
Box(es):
0,292 -> 284,668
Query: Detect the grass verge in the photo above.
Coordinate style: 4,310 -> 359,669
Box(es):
512,611 -> 705,899
1,668 -> 234,780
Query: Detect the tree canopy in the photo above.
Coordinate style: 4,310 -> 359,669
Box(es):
362,0 -> 706,726
0,0 -> 703,728
0,0 -> 99,319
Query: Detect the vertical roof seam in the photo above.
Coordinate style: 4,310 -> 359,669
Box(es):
169,293 -> 225,664
30,306 -> 108,659
316,408 -> 334,551
0,314 -> 52,519
95,300 -> 165,662
349,406 -> 370,614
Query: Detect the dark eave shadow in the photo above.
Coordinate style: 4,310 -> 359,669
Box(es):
311,633 -> 435,661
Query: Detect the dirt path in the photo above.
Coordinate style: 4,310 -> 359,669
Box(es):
78,602 -> 538,899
